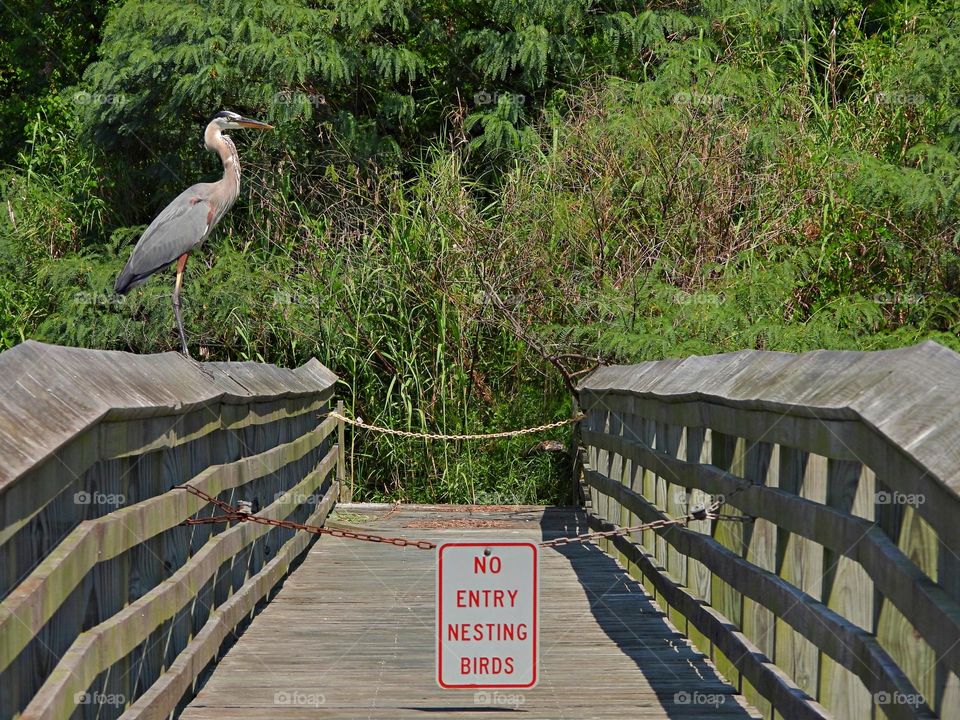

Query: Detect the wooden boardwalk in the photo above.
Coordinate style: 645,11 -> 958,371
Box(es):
182,506 -> 759,719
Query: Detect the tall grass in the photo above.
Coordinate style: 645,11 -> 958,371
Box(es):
3,12 -> 960,502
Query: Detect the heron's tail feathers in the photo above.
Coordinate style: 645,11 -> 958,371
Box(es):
114,265 -> 152,294
114,267 -> 137,295
115,251 -> 177,294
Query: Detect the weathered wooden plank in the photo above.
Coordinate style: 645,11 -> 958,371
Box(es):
655,423 -> 683,580
581,391 -> 863,459
580,428 -> 960,677
180,506 -> 763,720
579,343 -> 960,718
584,467 -> 936,720
876,499 -> 939,714
637,417 -> 657,573
579,392 -> 959,555
819,460 -> 873,719
0,418 -> 337,674
708,432 -> 744,692
0,394 -> 331,606
335,400 -> 349,502
0,345 -> 339,720
772,445 -> 819,706
742,441 -> 777,720
20,446 -> 339,720
621,413 -> 645,588
603,410 -> 625,560
0,340 -> 335,518
594,515 -> 830,720
120,482 -> 338,720
685,426 -> 713,655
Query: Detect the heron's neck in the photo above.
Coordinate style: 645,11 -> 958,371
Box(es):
204,124 -> 241,194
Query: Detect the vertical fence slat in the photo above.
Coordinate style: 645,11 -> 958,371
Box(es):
577,342 -> 960,720
0,346 -> 338,720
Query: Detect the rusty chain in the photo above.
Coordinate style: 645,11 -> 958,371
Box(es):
175,485 -> 437,550
538,483 -> 754,548
326,410 -> 585,441
175,479 -> 753,551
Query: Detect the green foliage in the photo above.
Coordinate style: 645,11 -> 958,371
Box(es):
0,0 -> 112,161
77,0 -> 699,171
2,0 -> 960,505
82,1 -> 343,148
0,99 -> 109,350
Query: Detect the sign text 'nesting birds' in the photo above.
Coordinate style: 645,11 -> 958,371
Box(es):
436,541 -> 539,688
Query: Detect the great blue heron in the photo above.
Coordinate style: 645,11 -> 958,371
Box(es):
114,110 -> 273,354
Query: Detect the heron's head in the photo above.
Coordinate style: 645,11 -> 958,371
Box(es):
209,110 -> 274,132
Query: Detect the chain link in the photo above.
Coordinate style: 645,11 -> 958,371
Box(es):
175,481 -> 753,551
544,479 -> 757,547
327,410 -> 585,441
175,485 -> 437,549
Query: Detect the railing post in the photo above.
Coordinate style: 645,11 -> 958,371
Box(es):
336,399 -> 351,502
570,394 -> 585,507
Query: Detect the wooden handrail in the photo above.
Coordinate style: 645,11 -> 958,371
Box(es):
0,417 -> 335,673
584,466 -> 933,720
120,485 -> 337,720
22,448 -> 339,719
0,343 -> 341,720
578,341 -> 960,720
581,428 -> 960,677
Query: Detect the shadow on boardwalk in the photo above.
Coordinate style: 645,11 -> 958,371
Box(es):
541,507 -> 758,718
180,505 -> 759,719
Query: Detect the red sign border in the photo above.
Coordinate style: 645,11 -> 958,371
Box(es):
436,541 -> 539,689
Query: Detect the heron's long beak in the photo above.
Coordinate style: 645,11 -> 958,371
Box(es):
236,117 -> 274,130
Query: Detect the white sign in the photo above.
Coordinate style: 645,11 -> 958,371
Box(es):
436,541 -> 539,689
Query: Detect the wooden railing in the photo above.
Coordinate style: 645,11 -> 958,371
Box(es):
577,341 -> 960,720
0,341 -> 344,720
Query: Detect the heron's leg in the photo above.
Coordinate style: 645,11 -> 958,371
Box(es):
172,253 -> 190,356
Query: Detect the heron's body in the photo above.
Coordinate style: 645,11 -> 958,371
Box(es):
114,111 -> 271,353
114,182 -> 218,292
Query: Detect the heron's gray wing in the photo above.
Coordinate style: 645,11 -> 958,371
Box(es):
115,184 -> 214,293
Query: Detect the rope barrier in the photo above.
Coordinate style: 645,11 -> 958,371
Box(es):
326,410 -> 586,441
176,407 -> 755,550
